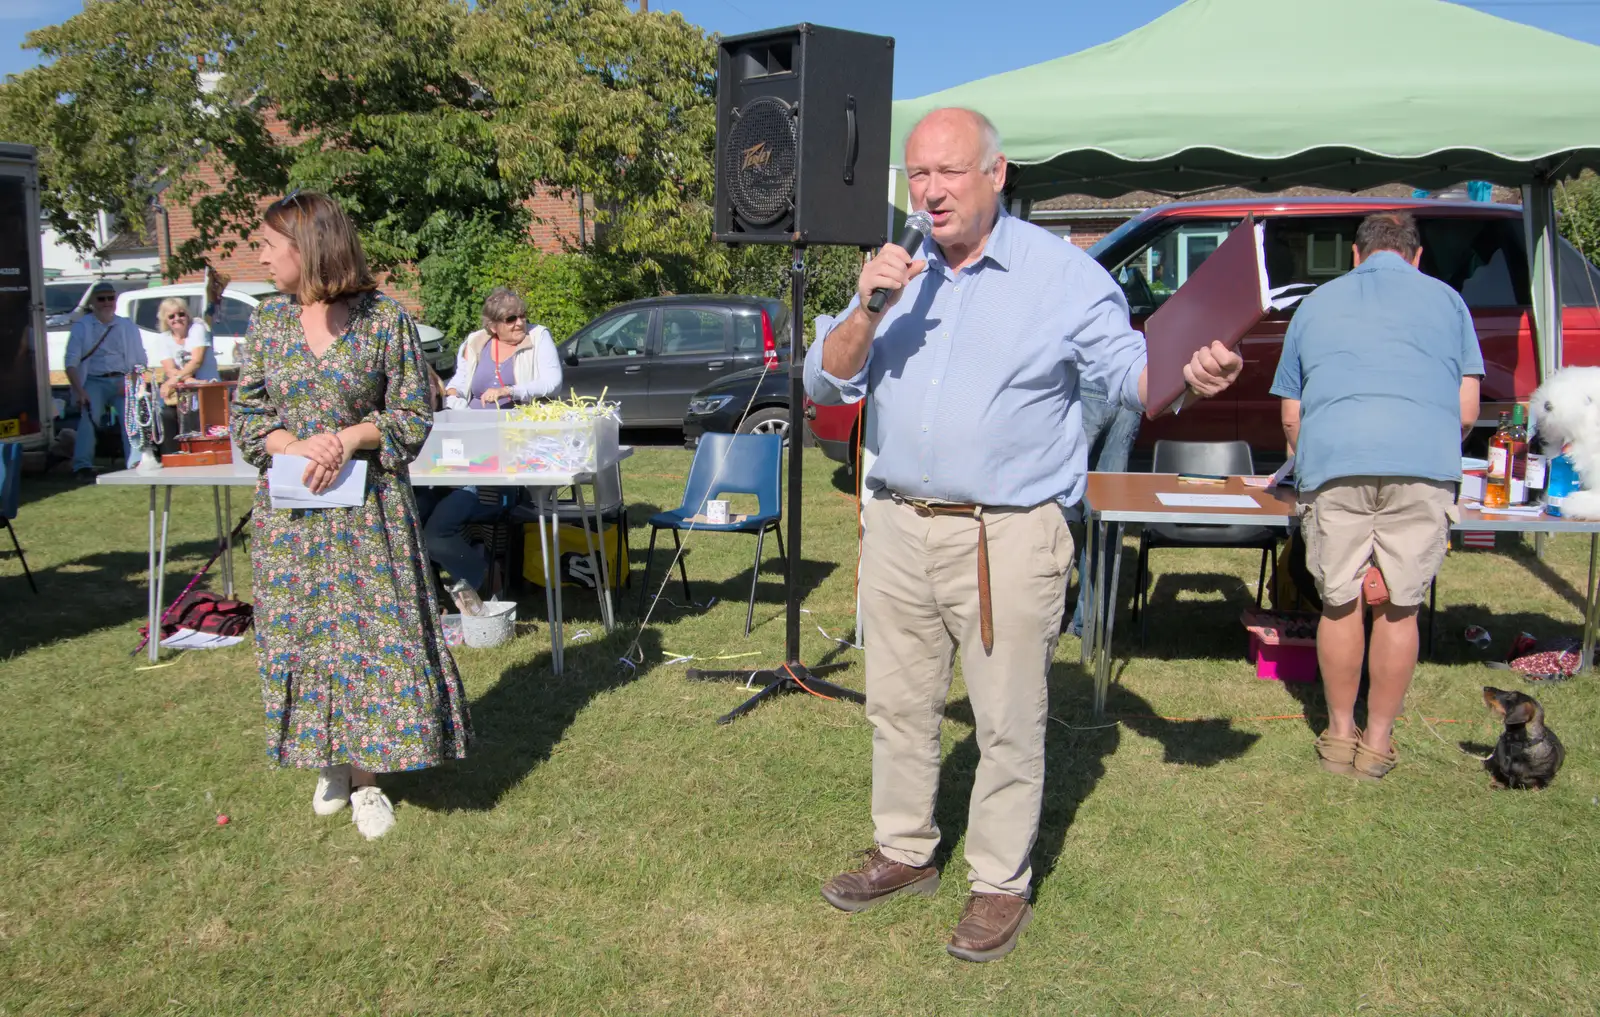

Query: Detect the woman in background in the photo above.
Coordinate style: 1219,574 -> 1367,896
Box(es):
423,288 -> 562,594
444,287 -> 562,408
157,297 -> 219,402
231,190 -> 470,840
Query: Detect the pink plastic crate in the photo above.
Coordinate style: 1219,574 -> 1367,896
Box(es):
1241,609 -> 1319,683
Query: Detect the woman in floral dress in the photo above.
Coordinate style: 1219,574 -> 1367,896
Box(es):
231,190 -> 470,839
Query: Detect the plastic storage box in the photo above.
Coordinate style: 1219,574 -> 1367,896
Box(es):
1241,608 -> 1319,683
418,410 -> 505,474
499,414 -> 619,475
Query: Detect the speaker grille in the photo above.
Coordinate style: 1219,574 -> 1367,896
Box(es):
725,97 -> 796,227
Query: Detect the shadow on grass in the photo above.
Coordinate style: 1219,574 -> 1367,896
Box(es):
929,661 -> 1260,893
388,623 -> 664,813
0,541 -> 220,657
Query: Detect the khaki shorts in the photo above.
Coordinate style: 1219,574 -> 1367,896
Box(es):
1299,477 -> 1458,608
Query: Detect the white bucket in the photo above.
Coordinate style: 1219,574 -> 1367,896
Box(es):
460,600 -> 517,648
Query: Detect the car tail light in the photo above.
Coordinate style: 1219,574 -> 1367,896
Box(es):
761,308 -> 780,371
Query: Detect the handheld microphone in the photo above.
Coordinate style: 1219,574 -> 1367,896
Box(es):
866,211 -> 933,314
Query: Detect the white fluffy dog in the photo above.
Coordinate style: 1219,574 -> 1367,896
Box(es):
1529,366 -> 1600,520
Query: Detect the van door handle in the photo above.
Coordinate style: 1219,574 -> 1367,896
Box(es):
624,365 -> 642,374
707,360 -> 726,370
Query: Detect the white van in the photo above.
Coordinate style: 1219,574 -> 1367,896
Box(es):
47,281 -> 449,375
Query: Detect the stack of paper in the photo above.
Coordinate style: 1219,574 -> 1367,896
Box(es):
268,454 -> 368,510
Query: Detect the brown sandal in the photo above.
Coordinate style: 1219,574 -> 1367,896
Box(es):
1353,738 -> 1399,781
1314,730 -> 1360,775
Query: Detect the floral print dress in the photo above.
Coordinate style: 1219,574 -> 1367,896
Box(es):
232,291 -> 471,772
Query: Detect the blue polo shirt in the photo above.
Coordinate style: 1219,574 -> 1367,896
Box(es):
1270,251 -> 1484,493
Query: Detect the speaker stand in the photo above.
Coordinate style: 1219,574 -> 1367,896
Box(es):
686,244 -> 866,725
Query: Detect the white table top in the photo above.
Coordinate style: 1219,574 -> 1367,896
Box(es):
97,447 -> 635,489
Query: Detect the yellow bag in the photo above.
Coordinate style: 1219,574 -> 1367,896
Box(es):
522,521 -> 630,590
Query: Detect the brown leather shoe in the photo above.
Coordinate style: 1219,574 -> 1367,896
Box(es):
820,848 -> 939,912
946,892 -> 1033,962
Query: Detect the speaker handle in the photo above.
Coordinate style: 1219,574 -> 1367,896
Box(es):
843,96 -> 858,185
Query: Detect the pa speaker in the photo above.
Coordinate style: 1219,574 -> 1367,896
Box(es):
713,24 -> 894,248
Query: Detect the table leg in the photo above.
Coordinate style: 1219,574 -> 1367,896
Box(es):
151,487 -> 174,663
1094,522 -> 1126,719
535,490 -> 560,675
1080,518 -> 1099,667
147,487 -> 159,664
1583,534 -> 1599,676
577,483 -> 614,631
223,487 -> 235,599
547,491 -> 566,673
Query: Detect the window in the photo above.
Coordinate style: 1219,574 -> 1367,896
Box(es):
130,298 -> 162,332
659,308 -> 727,356
573,310 -> 650,359
46,283 -> 90,316
1108,220 -> 1242,314
1559,238 -> 1600,309
1418,218 -> 1528,308
210,297 -> 255,337
1260,217 -> 1363,311
732,309 -> 767,353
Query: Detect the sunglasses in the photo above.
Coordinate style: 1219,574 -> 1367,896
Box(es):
274,187 -> 307,212
94,295 -> 117,303
166,311 -> 189,320
499,314 -> 527,324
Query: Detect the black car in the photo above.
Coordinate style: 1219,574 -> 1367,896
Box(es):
556,295 -> 790,426
682,365 -> 792,447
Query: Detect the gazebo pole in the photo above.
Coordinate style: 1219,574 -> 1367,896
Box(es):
1523,174 -> 1564,560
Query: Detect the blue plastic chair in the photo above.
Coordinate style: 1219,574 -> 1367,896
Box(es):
0,443 -> 37,593
638,432 -> 785,636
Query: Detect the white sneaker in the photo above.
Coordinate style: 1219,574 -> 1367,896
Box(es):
350,786 -> 396,840
313,764 -> 351,816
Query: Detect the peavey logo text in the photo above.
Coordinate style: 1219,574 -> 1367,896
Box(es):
741,141 -> 773,172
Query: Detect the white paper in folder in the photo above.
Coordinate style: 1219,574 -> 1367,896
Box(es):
268,454 -> 368,509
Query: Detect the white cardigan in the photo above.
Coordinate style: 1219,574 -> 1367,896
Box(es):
444,326 -> 563,409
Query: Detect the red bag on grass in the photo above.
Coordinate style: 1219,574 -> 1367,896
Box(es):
139,591 -> 253,643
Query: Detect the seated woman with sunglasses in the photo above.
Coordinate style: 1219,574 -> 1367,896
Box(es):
443,287 -> 562,409
422,288 -> 563,596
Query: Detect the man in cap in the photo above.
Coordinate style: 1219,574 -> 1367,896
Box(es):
63,281 -> 147,480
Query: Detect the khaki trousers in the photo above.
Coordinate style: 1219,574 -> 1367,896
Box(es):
860,491 -> 1075,897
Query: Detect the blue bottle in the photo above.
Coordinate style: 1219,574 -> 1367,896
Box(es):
1545,452 -> 1580,517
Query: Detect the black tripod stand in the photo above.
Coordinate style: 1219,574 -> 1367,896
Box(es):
686,246 -> 866,724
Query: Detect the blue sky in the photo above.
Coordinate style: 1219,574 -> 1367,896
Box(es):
3,0 -> 1600,99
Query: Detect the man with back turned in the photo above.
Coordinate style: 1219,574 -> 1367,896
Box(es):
803,107 -> 1243,962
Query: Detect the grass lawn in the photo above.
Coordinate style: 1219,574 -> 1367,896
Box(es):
2,446 -> 1598,1016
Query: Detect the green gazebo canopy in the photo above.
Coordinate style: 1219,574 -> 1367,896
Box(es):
890,0 -> 1600,200
888,0 -> 1600,377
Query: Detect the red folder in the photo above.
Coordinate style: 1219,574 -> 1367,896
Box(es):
1141,214 -> 1270,420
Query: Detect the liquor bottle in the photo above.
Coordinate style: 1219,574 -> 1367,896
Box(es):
1506,404 -> 1529,505
1485,411 -> 1512,509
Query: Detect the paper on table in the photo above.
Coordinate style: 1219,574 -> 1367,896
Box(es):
1461,501 -> 1545,517
1242,457 -> 1295,489
1155,492 -> 1262,509
160,627 -> 246,650
268,454 -> 368,510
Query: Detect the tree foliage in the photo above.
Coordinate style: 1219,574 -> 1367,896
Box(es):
1557,171 -> 1600,269
0,0 -> 719,291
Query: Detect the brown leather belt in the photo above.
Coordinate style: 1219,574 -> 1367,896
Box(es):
890,493 -> 994,654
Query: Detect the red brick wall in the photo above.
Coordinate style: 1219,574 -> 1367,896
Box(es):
158,114 -> 581,318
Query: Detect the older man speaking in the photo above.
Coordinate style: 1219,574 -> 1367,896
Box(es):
804,107 -> 1243,962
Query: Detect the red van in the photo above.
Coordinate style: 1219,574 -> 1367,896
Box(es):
807,197 -> 1600,462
